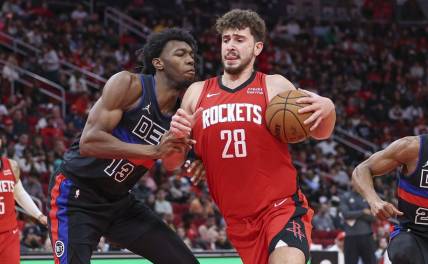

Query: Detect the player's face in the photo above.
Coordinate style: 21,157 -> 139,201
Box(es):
221,27 -> 263,75
159,40 -> 195,90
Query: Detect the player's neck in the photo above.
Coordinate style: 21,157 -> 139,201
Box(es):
222,67 -> 254,89
153,74 -> 180,114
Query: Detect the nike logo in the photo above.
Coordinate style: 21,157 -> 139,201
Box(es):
423,160 -> 428,168
274,198 -> 288,207
206,92 -> 220,98
12,228 -> 18,234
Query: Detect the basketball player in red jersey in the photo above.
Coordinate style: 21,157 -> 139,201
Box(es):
0,139 -> 47,264
170,9 -> 336,264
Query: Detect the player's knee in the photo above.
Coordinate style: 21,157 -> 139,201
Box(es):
388,238 -> 418,264
268,246 -> 306,264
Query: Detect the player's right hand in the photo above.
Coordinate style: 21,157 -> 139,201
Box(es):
157,131 -> 195,158
170,108 -> 203,138
369,199 -> 404,221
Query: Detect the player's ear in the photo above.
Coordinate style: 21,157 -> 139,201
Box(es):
152,58 -> 164,71
254,42 -> 263,56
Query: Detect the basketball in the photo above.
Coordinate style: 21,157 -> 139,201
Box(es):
265,90 -> 312,144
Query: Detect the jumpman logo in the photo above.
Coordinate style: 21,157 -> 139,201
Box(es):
142,102 -> 151,114
423,160 -> 428,168
286,220 -> 305,241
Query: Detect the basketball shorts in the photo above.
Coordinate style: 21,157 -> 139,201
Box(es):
0,227 -> 20,264
225,190 -> 313,264
388,229 -> 428,264
47,171 -> 198,264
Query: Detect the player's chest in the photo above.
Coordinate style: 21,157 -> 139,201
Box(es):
121,108 -> 170,145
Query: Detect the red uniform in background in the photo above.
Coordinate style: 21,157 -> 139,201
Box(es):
193,72 -> 313,264
0,157 -> 19,264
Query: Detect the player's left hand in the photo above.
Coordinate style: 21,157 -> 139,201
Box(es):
38,214 -> 48,226
170,108 -> 203,138
184,159 -> 206,185
296,89 -> 334,131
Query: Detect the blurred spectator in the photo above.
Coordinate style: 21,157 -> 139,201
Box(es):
22,174 -> 45,202
39,44 -> 60,83
14,133 -> 29,158
13,110 -> 29,135
114,45 -> 130,67
51,106 -> 66,131
313,202 -> 336,231
68,72 -> 88,93
20,225 -> 44,251
40,116 -> 64,148
154,189 -> 173,216
71,4 -> 88,22
388,104 -> 404,121
215,228 -> 233,250
2,54 -> 19,83
177,227 -> 192,249
414,118 -> 428,135
316,138 -> 337,156
2,116 -> 16,142
198,215 -> 219,250
189,192 -> 215,218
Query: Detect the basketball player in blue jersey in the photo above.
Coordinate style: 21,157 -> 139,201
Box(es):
47,28 -> 200,264
352,135 -> 428,264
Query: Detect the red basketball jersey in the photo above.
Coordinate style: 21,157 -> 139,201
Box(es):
0,158 -> 17,232
193,72 -> 297,219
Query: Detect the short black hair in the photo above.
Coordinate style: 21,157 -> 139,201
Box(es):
137,28 -> 197,74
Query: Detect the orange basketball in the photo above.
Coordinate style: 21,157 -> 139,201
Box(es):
265,90 -> 312,143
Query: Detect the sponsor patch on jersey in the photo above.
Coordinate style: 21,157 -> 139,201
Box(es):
55,240 -> 65,257
247,87 -> 263,95
3,169 -> 12,176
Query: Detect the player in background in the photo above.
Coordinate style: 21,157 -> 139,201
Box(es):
0,139 -> 48,264
352,135 -> 428,263
170,9 -> 336,264
47,28 -> 200,264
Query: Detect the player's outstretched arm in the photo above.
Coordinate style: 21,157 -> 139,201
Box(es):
10,159 -> 47,226
80,71 -> 191,160
266,74 -> 335,140
163,82 -> 204,170
170,81 -> 204,137
352,137 -> 418,220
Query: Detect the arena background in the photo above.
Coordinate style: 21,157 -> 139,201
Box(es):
1,0 -> 427,263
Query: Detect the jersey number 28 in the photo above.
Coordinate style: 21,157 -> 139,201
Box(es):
220,129 -> 247,158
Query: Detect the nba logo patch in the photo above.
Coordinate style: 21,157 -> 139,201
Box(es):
55,240 -> 65,257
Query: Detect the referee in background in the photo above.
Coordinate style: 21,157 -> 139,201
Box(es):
339,190 -> 376,264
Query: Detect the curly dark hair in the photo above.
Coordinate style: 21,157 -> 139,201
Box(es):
215,9 -> 266,42
137,28 -> 197,74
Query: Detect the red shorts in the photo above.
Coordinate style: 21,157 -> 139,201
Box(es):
0,227 -> 20,264
225,191 -> 313,264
